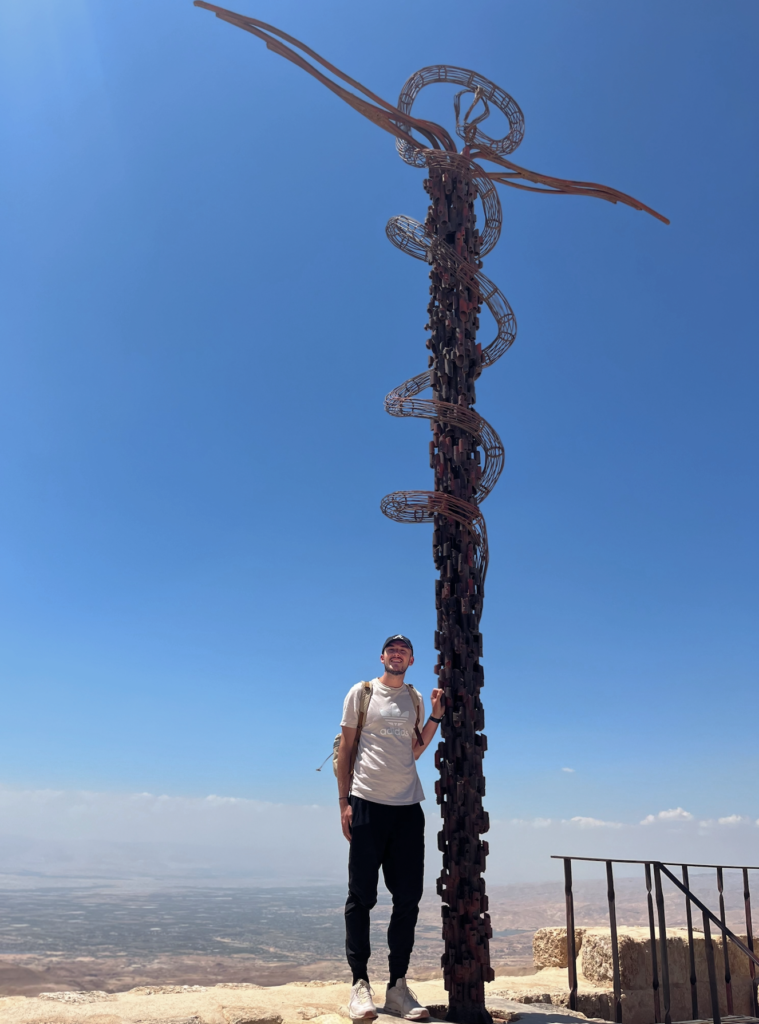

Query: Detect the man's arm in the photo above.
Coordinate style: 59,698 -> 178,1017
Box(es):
413,687 -> 444,759
337,725 -> 356,842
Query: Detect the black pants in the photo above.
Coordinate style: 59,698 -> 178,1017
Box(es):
345,796 -> 425,981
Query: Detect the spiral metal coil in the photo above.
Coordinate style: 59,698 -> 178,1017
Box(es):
381,165 -> 514,590
193,0 -> 667,596
379,81 -> 524,592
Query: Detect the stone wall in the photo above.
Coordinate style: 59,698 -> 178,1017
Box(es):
530,926 -> 758,1024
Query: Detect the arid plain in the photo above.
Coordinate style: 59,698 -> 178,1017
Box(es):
0,874 -> 747,998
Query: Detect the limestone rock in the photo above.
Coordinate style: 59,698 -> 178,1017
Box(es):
581,926 -> 653,988
290,981 -> 342,988
38,989 -> 115,1003
216,983 -> 266,990
131,985 -> 206,995
223,1008 -> 284,1024
533,927 -> 585,969
528,926 -> 759,1024
137,1017 -> 202,1024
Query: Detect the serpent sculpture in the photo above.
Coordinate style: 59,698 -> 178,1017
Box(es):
193,8 -> 668,1021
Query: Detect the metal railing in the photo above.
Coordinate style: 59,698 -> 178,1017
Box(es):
552,856 -> 759,1024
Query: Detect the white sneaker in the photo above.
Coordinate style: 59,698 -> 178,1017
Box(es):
349,979 -> 378,1020
384,978 -> 430,1021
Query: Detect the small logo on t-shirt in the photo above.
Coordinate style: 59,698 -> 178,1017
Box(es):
380,706 -> 409,719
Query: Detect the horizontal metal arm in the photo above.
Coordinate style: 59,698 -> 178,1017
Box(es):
551,856 -> 759,871
193,1 -> 669,226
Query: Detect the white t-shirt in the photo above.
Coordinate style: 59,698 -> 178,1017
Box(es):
341,678 -> 425,806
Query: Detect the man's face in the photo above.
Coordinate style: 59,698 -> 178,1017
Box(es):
381,642 -> 414,676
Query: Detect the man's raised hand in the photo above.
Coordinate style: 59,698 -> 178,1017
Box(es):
430,687 -> 444,718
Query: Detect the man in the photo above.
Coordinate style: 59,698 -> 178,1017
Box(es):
337,635 -> 444,1021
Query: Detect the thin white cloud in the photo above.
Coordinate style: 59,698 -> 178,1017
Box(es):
561,767 -> 575,773
697,816 -> 755,829
641,807 -> 694,825
487,811 -> 759,882
567,816 -> 623,829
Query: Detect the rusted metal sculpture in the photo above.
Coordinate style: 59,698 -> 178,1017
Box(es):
192,7 -> 668,1020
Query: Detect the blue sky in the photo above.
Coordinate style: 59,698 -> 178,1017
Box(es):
0,0 -> 757,881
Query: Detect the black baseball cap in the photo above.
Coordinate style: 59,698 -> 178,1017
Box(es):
382,634 -> 414,654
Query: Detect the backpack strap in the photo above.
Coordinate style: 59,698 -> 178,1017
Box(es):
348,681 -> 373,788
406,684 -> 424,745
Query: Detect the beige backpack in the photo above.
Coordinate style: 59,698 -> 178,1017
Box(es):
316,682 -> 423,784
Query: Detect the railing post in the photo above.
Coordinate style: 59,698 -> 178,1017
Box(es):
645,864 -> 661,1024
682,865 -> 699,1020
703,909 -> 722,1024
564,858 -> 578,1012
744,867 -> 758,1018
653,863 -> 671,1024
716,866 -> 734,1014
606,861 -> 623,1023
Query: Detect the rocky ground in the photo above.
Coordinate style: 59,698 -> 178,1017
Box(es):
0,977 -> 597,1024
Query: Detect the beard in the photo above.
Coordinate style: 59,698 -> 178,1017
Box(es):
385,664 -> 405,675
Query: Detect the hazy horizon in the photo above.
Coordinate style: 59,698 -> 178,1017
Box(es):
0,782 -> 757,888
